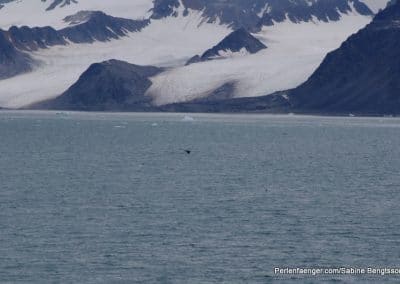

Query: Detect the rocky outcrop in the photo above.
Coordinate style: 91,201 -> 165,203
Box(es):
186,28 -> 266,65
34,60 -> 163,111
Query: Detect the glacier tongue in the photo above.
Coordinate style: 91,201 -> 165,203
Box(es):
0,10 -> 231,108
147,13 -> 372,106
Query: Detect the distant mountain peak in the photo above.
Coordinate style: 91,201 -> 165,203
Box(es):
187,28 -> 267,65
214,28 -> 267,53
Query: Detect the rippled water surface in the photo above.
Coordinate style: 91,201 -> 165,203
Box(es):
1,111 -> 400,283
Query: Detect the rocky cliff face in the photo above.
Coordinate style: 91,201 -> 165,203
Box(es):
288,1 -> 400,115
0,31 -> 33,79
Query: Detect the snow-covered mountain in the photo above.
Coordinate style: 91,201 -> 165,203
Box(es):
151,0 -> 374,31
0,0 -> 391,109
6,11 -> 148,50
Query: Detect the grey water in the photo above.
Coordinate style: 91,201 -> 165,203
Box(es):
1,111 -> 400,283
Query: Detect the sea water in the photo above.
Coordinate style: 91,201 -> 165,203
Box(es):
1,111 -> 400,283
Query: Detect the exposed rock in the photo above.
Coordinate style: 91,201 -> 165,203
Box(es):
4,11 -> 149,51
186,28 -> 266,65
0,31 -> 33,79
59,11 -> 149,44
8,26 -> 65,51
45,0 -> 78,11
288,1 -> 400,115
34,60 -> 163,111
152,0 -> 373,31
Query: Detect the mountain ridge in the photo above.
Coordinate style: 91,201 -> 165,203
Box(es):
286,0 -> 400,115
152,0 -> 373,31
0,0 -> 379,30
0,11 -> 149,78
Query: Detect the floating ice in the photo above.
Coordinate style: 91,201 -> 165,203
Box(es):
182,115 -> 195,122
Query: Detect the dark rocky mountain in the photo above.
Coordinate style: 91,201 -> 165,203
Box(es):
8,26 -> 66,51
387,0 -> 398,8
0,31 -> 33,79
186,28 -> 267,65
259,0 -> 372,26
152,0 -> 373,31
60,11 -> 149,43
34,60 -> 163,111
287,1 -> 400,115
